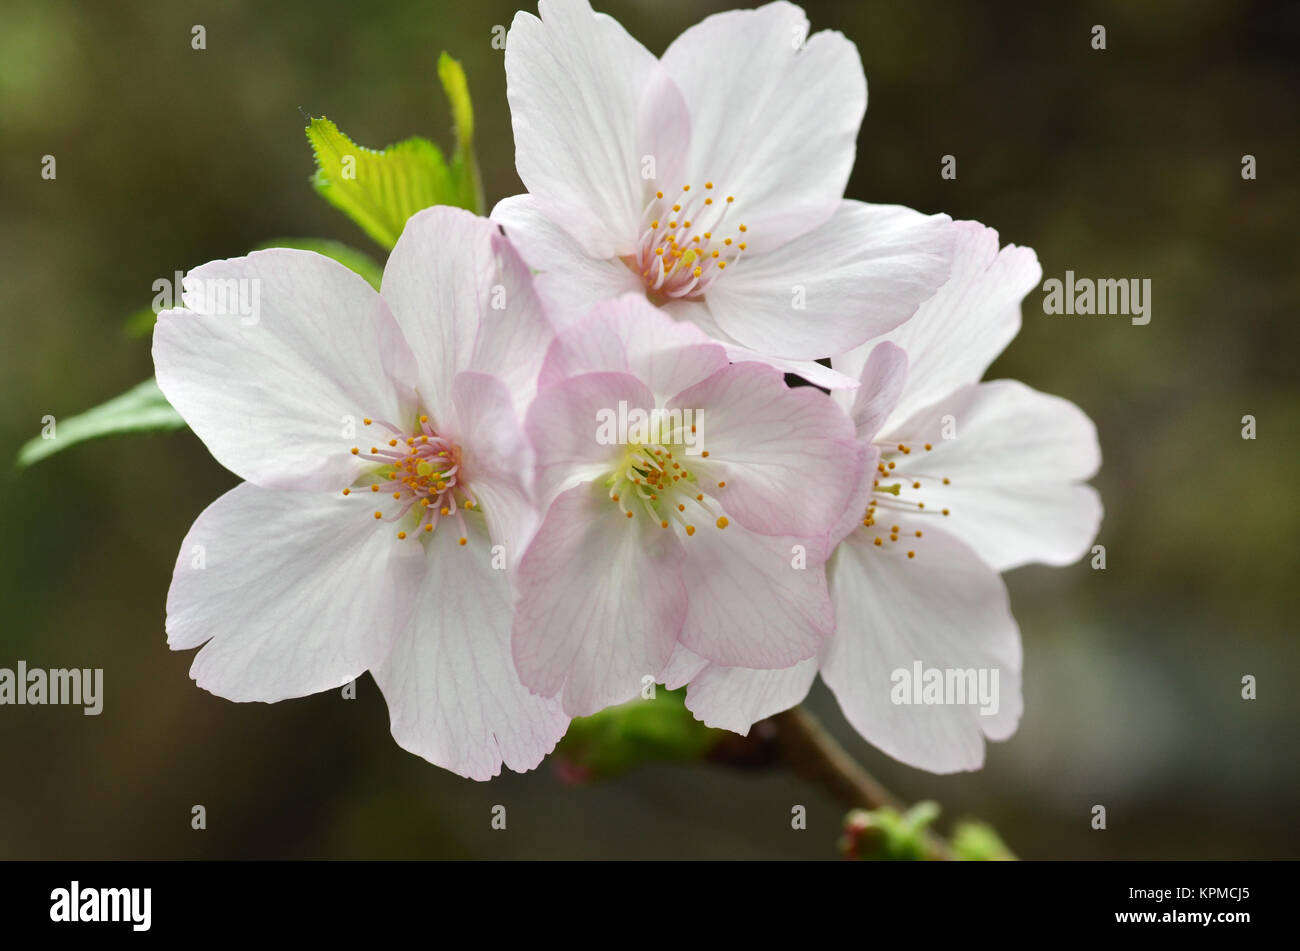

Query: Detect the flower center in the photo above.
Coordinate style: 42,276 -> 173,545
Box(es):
603,436 -> 729,538
344,415 -> 477,545
629,183 -> 748,302
860,442 -> 953,560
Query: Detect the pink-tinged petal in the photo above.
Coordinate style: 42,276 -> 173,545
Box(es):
836,220 -> 1042,433
492,194 -> 643,327
525,370 -> 652,506
372,517 -> 570,781
637,65 -> 693,200
727,351 -> 859,391
167,482 -> 425,702
661,644 -> 709,690
505,0 -> 659,258
668,362 -> 861,537
153,250 -> 413,491
540,294 -> 728,400
705,202 -> 954,360
448,372 -> 538,571
821,442 -> 880,559
683,658 -> 819,735
513,482 -> 687,716
678,520 -> 831,668
887,380 -> 1103,571
662,300 -> 860,390
836,341 -> 908,443
822,522 -> 1023,773
472,227 -> 559,414
382,206 -> 552,420
661,1 -> 866,249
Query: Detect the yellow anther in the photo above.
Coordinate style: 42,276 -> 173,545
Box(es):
716,516 -> 729,529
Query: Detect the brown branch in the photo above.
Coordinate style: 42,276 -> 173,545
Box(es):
770,706 -> 955,860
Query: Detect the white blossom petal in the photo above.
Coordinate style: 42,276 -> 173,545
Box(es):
167,483 -> 425,702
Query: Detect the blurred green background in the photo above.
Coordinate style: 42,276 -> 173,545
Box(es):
2,0 -> 1297,859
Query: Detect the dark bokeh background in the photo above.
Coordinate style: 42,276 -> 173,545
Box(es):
2,0 -> 1297,859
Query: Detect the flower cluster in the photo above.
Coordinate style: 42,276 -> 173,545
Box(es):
153,0 -> 1100,779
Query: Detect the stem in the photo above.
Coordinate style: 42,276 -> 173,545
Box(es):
771,706 -> 955,860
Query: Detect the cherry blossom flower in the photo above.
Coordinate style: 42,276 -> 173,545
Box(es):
493,0 -> 954,387
664,222 -> 1103,772
512,293 -> 864,716
153,206 -> 569,780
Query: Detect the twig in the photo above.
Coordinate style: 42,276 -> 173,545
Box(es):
771,706 -> 955,860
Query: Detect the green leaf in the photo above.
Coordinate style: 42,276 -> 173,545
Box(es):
437,52 -> 484,215
438,52 -> 474,150
252,238 -> 384,289
555,688 -> 720,780
16,378 -> 186,469
305,52 -> 483,249
306,117 -> 458,251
